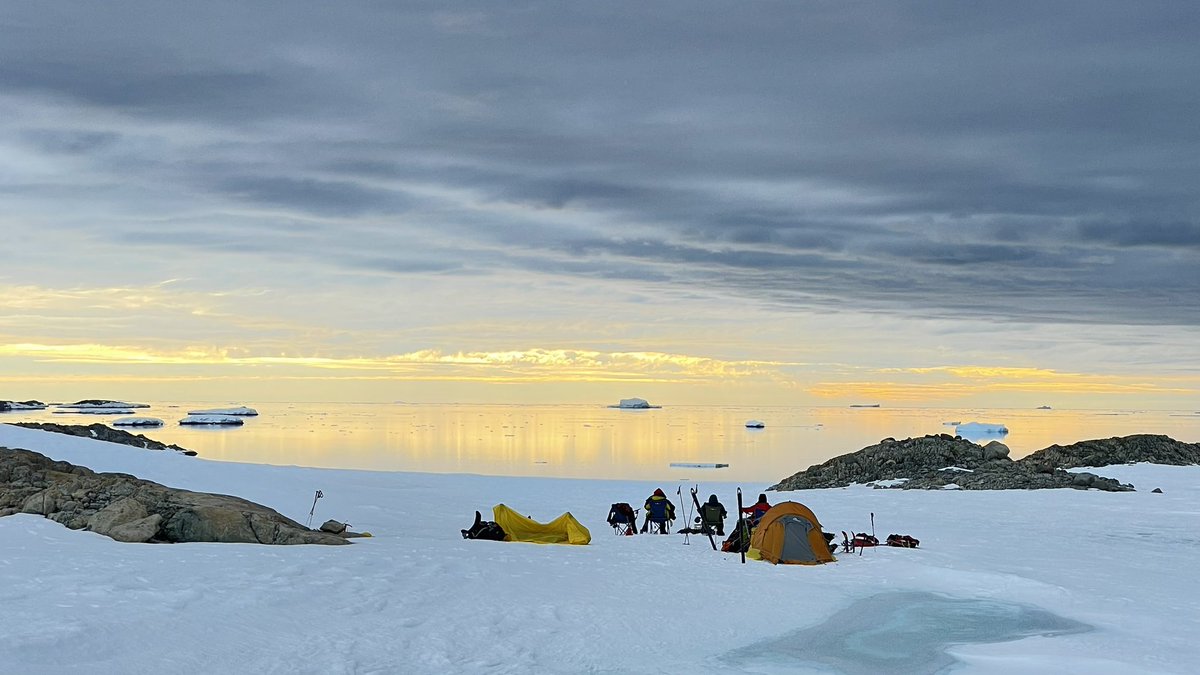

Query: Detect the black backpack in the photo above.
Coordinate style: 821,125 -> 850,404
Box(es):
461,511 -> 506,541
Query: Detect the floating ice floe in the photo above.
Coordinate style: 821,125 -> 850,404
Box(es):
850,403 -> 880,408
53,409 -> 135,415
669,462 -> 729,468
954,422 -> 1009,439
745,420 -> 765,429
942,421 -> 961,426
179,415 -> 245,426
112,417 -> 164,427
187,406 -> 259,416
609,398 -> 661,409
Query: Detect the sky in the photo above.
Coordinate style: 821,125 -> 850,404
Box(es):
1,2 -> 1198,408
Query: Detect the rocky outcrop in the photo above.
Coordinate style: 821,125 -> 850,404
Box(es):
1,400 -> 48,411
0,446 -> 348,545
768,433 -> 1137,492
12,422 -> 197,456
1021,434 -> 1200,470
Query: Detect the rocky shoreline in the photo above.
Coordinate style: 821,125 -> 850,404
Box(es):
0,446 -> 349,545
769,434 -> 1200,492
11,422 -> 198,456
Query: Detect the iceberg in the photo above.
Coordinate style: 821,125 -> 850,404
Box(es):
669,462 -> 729,468
745,420 -> 765,429
179,415 -> 245,426
112,417 -> 164,427
53,409 -> 135,415
187,406 -> 259,416
955,421 -> 1009,441
608,398 -> 661,409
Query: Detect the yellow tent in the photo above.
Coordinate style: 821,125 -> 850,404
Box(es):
748,501 -> 835,565
492,504 -> 591,545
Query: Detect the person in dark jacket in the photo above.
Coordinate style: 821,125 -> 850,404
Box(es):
699,494 -> 728,536
641,488 -> 676,534
741,493 -> 771,523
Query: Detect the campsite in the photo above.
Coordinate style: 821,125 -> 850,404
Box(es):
5,424 -> 1196,673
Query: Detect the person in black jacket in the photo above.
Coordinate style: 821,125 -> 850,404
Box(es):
699,494 -> 728,535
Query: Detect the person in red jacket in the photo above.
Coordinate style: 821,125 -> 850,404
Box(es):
640,488 -> 676,534
741,493 -> 771,523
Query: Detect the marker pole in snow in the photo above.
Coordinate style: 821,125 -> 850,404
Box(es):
871,512 -> 875,539
676,486 -> 690,545
736,487 -> 746,564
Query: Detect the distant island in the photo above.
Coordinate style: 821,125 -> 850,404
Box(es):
849,404 -> 880,408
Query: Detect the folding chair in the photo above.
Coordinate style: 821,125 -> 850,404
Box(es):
606,503 -> 639,536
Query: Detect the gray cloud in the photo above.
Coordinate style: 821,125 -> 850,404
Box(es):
2,1 -> 1197,326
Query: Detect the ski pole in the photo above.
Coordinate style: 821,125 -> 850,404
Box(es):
676,486 -> 689,544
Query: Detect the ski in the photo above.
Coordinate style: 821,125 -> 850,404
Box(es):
690,486 -> 717,550
736,487 -> 746,564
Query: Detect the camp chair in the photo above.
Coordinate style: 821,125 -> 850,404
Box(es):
698,502 -> 725,536
606,503 -> 639,536
643,500 -> 674,535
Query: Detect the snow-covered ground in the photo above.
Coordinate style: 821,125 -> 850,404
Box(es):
1,423 -> 1198,674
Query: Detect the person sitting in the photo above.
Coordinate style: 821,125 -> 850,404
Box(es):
640,488 -> 676,534
741,493 -> 771,524
699,494 -> 728,536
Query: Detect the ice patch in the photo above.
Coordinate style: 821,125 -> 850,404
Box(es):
867,478 -> 909,488
723,592 -> 1090,674
939,466 -> 974,473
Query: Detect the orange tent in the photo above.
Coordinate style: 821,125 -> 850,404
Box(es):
748,501 -> 835,565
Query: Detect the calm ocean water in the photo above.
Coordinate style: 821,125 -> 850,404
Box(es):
4,402 -> 1198,481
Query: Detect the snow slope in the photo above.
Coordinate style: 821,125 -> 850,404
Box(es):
1,424 -> 1198,674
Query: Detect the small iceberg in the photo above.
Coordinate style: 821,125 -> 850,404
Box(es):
180,415 -> 245,426
187,406 -> 259,416
669,462 -> 729,469
942,421 -> 961,426
1037,405 -> 1052,410
955,421 -> 1009,440
609,398 -> 661,409
745,420 -> 765,429
113,417 -> 164,427
58,400 -> 150,409
850,403 -> 880,408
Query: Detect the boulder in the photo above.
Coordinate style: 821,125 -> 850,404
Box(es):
983,441 -> 1011,461
0,446 -> 348,545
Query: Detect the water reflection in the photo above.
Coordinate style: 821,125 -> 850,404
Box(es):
4,403 -> 1198,481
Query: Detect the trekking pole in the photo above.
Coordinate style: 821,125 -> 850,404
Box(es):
871,512 -> 875,540
736,487 -> 746,564
306,489 -> 323,528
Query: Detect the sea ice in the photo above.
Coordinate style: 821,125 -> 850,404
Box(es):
112,417 -> 164,427
179,415 -> 245,426
724,592 -> 1090,674
53,409 -> 135,415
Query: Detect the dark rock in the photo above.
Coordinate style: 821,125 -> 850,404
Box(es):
1,446 -> 348,545
768,433 -> 1142,492
12,423 -> 197,456
320,519 -> 348,534
1021,435 -> 1200,470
